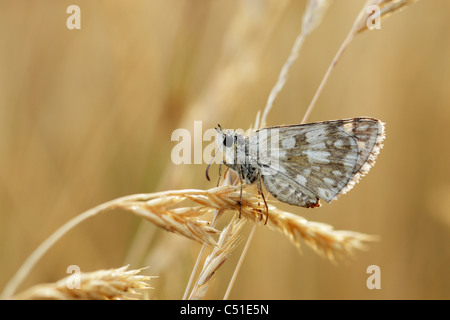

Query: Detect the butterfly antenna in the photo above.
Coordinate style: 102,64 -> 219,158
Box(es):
205,156 -> 214,181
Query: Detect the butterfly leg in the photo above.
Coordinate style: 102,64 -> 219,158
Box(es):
239,182 -> 243,219
236,165 -> 244,219
257,174 -> 269,224
216,163 -> 222,187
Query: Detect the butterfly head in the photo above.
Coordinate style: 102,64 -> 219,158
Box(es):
206,124 -> 233,181
205,125 -> 246,181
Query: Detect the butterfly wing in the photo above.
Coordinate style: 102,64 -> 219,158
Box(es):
261,173 -> 321,207
249,117 -> 385,207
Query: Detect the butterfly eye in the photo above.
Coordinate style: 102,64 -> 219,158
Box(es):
223,135 -> 234,148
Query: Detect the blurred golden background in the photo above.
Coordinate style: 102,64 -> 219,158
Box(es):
0,0 -> 449,299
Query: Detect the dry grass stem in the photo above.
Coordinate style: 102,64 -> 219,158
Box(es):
115,196 -> 220,247
188,215 -> 245,300
133,183 -> 377,261
223,220 -> 258,300
1,191 -> 220,299
11,266 -> 154,300
302,0 -> 419,124
231,191 -> 377,261
302,0 -> 333,36
182,210 -> 222,300
263,209 -> 378,261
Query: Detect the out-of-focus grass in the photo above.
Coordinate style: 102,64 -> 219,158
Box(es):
0,0 -> 449,299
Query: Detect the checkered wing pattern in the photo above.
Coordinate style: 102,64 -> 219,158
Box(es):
249,118 -> 385,207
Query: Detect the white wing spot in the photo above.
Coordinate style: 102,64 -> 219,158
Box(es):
312,142 -> 326,150
278,150 -> 286,157
281,137 -> 296,149
318,187 -> 332,200
323,177 -> 335,186
303,168 -> 311,176
344,152 -> 358,167
303,150 -> 331,164
334,139 -> 344,149
332,170 -> 342,176
296,174 -> 307,186
357,124 -> 369,132
305,127 -> 328,143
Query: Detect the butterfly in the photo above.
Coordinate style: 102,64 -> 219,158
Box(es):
206,117 -> 385,223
